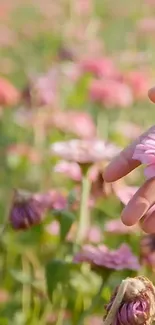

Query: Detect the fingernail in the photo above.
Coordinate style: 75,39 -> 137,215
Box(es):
121,199 -> 149,226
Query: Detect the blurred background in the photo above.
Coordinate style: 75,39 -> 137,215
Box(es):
0,0 -> 155,324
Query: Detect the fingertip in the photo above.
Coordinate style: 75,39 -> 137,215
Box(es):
148,87 -> 155,103
121,199 -> 150,226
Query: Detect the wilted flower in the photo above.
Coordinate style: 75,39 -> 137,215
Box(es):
91,168 -> 113,199
104,276 -> 155,325
0,77 -> 20,106
10,189 -> 46,230
51,110 -> 96,139
89,79 -> 133,108
51,139 -> 120,165
74,244 -> 140,271
58,46 -> 75,61
140,234 -> 155,270
80,57 -> 119,79
104,219 -> 138,235
133,128 -> 155,179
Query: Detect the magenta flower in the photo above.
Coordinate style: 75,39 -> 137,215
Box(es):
104,219 -> 138,235
133,130 -> 155,179
74,244 -> 140,271
89,79 -> 133,108
51,139 -> 120,164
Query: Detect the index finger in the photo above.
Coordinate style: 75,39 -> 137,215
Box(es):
104,126 -> 155,182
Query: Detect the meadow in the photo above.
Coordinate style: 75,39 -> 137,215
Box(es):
0,0 -> 155,324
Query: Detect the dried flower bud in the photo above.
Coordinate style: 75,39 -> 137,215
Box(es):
104,276 -> 155,325
9,189 -> 45,230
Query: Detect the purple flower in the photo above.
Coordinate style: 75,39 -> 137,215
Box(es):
73,244 -> 140,271
104,276 -> 155,325
10,189 -> 45,230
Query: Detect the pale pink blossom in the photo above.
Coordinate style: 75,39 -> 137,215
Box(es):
104,219 -> 138,235
137,18 -> 155,34
80,57 -> 119,79
54,161 -> 82,181
51,139 -> 120,164
89,79 -> 133,108
133,129 -> 155,179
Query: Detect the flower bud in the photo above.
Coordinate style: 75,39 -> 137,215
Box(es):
9,189 -> 45,230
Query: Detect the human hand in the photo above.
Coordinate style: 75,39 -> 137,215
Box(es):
104,88 -> 155,233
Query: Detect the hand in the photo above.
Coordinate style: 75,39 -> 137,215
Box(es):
104,126 -> 155,233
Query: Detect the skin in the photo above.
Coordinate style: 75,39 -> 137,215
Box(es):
104,87 -> 155,233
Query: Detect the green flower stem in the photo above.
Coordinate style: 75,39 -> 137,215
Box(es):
22,257 -> 31,320
76,174 -> 91,244
103,279 -> 129,325
77,281 -> 105,325
97,110 -> 109,140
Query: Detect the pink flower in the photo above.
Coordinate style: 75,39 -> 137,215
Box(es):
86,225 -> 102,243
35,190 -> 68,211
74,244 -> 140,271
124,71 -> 151,100
133,129 -> 155,179
0,77 -> 20,106
54,161 -> 82,181
104,219 -> 138,235
51,111 -> 96,139
45,220 -> 60,236
113,184 -> 139,205
80,57 -> 119,79
89,79 -> 133,108
51,139 -> 120,164
137,18 -> 155,34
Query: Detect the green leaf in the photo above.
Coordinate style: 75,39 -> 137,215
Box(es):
59,211 -> 75,241
45,259 -> 70,302
10,269 -> 33,284
52,210 -> 76,241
